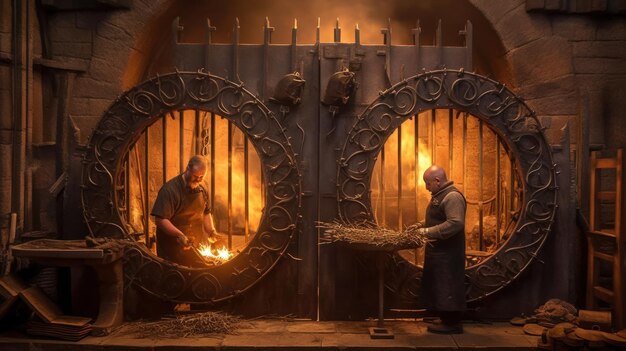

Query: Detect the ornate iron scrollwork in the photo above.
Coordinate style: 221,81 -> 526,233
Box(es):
82,71 -> 302,303
336,69 -> 557,302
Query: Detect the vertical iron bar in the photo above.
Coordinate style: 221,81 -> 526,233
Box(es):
144,131 -> 150,246
244,135 -> 249,242
179,110 -> 184,173
463,113 -> 467,200
510,160 -> 516,214
414,116 -> 419,218
412,20 -> 421,75
382,18 -> 392,85
211,113 -> 216,212
262,17 -> 274,101
162,115 -> 167,184
448,109 -> 453,175
195,109 -> 201,155
430,109 -> 436,165
377,255 -> 385,328
291,19 -> 298,71
228,121 -> 233,249
204,19 -> 215,71
398,125 -> 403,230
496,139 -> 501,247
232,18 -> 241,84
125,153 -> 129,225
435,19 -> 442,68
380,146 -> 386,227
478,120 -> 484,251
414,115 -> 420,265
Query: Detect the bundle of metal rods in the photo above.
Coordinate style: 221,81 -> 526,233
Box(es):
122,311 -> 242,338
317,221 -> 429,248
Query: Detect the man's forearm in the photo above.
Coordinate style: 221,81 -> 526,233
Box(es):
155,217 -> 184,238
203,213 -> 217,236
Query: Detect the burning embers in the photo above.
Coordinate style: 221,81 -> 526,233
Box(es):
197,243 -> 233,263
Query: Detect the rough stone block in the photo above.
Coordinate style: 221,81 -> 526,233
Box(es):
70,98 -> 113,116
597,19 -> 626,40
573,40 -> 626,58
48,12 -> 77,28
49,25 -> 93,43
552,16 -> 597,41
574,57 -> 626,74
75,12 -> 106,30
525,91 -> 579,115
507,36 -> 573,86
513,74 -> 577,100
604,79 -> 626,149
51,42 -> 93,59
73,76 -> 120,100
89,57 -> 124,84
96,22 -> 132,42
91,36 -> 130,65
576,73 -> 624,91
495,4 -> 552,51
470,0 -> 526,25
526,0 -> 546,11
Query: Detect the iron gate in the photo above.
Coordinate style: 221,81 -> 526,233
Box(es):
81,18 -> 556,319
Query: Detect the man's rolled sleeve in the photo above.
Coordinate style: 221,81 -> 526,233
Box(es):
427,192 -> 466,240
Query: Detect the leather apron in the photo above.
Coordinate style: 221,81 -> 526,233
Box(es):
156,183 -> 207,267
420,185 -> 467,312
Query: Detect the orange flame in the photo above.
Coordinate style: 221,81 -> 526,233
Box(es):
198,243 -> 233,262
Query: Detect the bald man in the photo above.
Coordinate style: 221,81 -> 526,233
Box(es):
151,155 -> 218,267
414,165 -> 467,334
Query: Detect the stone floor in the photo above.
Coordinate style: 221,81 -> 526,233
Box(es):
0,319 -> 540,350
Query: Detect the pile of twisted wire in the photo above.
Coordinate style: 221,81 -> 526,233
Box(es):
317,221 -> 429,248
121,311 -> 241,338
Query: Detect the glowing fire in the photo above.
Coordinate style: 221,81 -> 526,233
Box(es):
198,243 -> 234,262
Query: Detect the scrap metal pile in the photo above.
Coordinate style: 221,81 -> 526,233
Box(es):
122,311 -> 242,338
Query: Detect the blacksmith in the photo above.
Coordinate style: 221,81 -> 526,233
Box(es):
151,155 -> 218,266
414,165 -> 467,334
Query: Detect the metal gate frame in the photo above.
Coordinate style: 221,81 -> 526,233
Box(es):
80,18 -> 556,319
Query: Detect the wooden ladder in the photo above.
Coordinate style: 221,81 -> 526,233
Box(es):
587,148 -> 625,330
